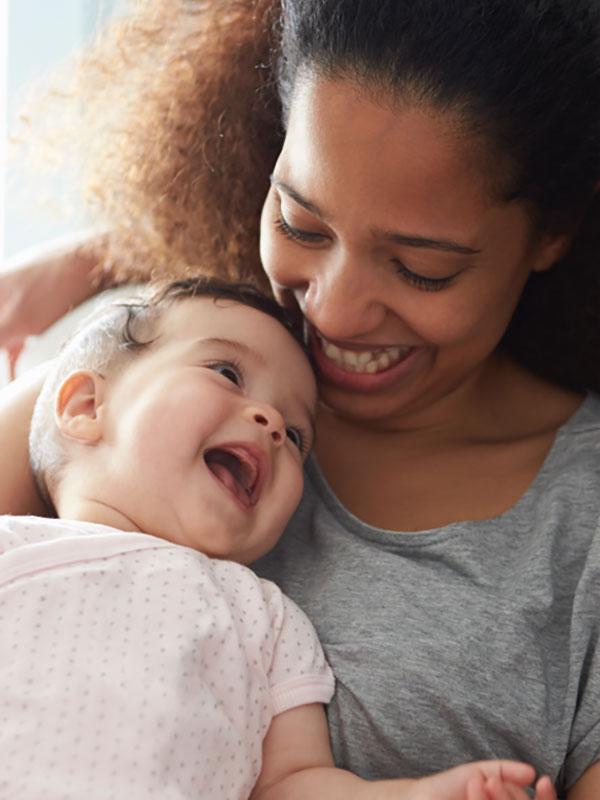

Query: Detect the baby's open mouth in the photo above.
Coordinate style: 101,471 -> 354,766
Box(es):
204,446 -> 262,509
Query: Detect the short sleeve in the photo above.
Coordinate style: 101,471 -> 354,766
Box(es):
563,526 -> 600,789
261,579 -> 334,716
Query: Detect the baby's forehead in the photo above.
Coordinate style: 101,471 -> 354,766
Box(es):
161,298 -> 314,382
167,297 -> 301,348
159,295 -> 279,335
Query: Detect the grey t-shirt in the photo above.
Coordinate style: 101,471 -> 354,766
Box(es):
255,393 -> 600,797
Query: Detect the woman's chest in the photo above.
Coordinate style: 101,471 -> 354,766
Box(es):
315,430 -> 557,531
269,530 -> 576,787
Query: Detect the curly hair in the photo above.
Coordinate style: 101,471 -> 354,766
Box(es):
38,0 -> 285,288
23,0 -> 600,392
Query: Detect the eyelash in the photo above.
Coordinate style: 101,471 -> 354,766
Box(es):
275,214 -> 457,293
207,359 -> 310,456
274,214 -> 325,244
392,260 -> 457,292
286,426 -> 310,456
206,359 -> 245,387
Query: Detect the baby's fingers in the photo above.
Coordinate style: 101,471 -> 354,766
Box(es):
475,761 -> 536,788
484,777 -> 556,800
466,773 -> 487,800
483,776 -> 529,800
533,776 -> 556,800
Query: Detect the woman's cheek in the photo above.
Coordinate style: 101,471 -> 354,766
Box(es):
390,290 -> 479,347
259,194 -> 278,279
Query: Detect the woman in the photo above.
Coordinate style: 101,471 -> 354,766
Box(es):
1,1 -> 599,796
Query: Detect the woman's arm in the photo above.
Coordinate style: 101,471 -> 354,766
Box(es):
250,703 -> 554,800
0,231 -> 107,374
0,363 -> 50,515
567,761 -> 600,799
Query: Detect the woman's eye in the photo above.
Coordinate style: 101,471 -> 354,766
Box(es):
274,213 -> 326,244
285,426 -> 306,453
392,259 -> 458,292
208,362 -> 243,386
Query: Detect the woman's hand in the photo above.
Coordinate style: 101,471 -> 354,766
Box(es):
0,232 -> 106,378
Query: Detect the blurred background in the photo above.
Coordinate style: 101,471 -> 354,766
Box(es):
1,1 -> 127,385
3,0 -> 119,260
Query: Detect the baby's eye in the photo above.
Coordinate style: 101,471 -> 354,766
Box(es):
208,361 -> 243,386
285,426 -> 305,453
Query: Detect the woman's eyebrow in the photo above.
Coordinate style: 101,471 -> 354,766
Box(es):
271,175 -> 480,255
372,227 -> 481,255
270,175 -> 328,220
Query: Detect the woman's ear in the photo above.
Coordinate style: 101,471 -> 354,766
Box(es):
530,231 -> 572,273
55,370 -> 106,443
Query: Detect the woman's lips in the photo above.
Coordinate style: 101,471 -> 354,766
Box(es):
310,329 -> 423,394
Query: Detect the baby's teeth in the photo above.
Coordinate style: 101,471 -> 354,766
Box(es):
365,362 -> 378,373
357,351 -> 372,367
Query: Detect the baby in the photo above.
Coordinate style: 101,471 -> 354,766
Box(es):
0,277 -> 553,800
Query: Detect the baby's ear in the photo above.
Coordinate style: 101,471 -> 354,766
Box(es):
55,370 -> 106,444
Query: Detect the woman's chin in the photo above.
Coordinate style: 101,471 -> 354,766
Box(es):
316,383 -> 418,426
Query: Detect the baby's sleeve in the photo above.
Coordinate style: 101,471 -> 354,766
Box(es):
261,579 -> 335,716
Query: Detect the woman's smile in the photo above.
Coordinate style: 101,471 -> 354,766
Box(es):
260,75 -> 564,424
309,326 -> 425,394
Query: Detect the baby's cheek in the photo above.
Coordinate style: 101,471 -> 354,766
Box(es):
284,462 -> 305,516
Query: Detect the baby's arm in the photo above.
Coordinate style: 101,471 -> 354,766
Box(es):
250,703 -> 556,800
0,363 -> 50,515
250,702 -> 386,800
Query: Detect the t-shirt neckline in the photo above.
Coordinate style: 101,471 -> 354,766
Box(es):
306,392 -> 600,541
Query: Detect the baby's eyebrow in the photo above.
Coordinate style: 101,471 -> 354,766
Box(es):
194,337 -> 267,366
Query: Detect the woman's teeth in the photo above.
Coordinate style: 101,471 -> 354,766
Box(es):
319,336 -> 410,373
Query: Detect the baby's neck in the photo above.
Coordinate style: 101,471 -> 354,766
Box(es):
54,494 -> 144,535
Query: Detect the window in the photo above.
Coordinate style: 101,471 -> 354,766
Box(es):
3,0 -> 119,260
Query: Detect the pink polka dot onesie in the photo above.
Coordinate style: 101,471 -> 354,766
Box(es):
0,516 -> 334,800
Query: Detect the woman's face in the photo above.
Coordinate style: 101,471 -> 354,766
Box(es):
260,75 -> 563,426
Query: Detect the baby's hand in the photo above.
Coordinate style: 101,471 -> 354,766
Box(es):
404,761 -> 556,800
482,773 -> 556,800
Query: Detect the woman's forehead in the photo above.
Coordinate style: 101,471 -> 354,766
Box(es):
279,76 -> 497,243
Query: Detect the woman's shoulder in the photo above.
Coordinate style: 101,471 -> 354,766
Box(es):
548,392 -> 600,469
499,364 -> 600,485
522,393 -> 600,542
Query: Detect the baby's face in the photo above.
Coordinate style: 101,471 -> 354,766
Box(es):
98,297 -> 316,563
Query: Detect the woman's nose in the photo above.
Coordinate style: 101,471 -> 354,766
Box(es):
243,403 -> 286,446
301,260 -> 387,340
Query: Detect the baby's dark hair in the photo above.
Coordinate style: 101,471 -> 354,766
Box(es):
29,275 -> 306,509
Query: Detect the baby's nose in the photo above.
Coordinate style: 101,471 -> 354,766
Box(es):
245,404 -> 285,445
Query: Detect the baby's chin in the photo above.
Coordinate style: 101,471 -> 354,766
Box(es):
176,525 -> 282,567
